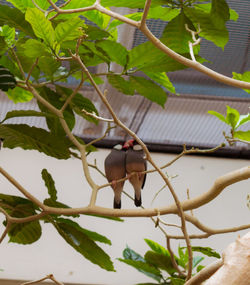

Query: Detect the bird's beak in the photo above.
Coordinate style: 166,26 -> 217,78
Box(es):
123,139 -> 134,149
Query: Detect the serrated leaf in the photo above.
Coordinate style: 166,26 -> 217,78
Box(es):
82,41 -> 110,64
55,218 -> 111,245
144,71 -> 175,94
9,220 -> 41,244
6,87 -> 33,103
232,71 -> 250,94
130,76 -> 167,107
38,56 -> 61,80
41,169 -> 57,201
0,5 -> 35,37
55,85 -> 99,125
21,39 -> 51,58
0,193 -> 37,211
144,239 -> 170,256
226,105 -> 240,130
53,219 -> 115,271
208,110 -> 228,124
234,130 -> 250,142
162,11 -> 199,54
96,40 -> 128,66
118,259 -> 162,282
6,0 -> 55,12
211,0 -> 230,24
144,251 -> 176,275
0,124 -> 71,159
25,8 -> 55,46
55,17 -> 84,44
38,86 -> 75,134
1,110 -> 55,124
184,7 -> 228,49
107,75 -> 135,95
0,25 -> 15,47
191,246 -> 221,258
85,25 -> 110,40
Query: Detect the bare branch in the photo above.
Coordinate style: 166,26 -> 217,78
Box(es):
81,109 -> 114,122
140,0 -> 152,28
21,274 -> 64,285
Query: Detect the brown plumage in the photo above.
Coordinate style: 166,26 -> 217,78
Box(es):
104,144 -> 126,209
124,139 -> 147,207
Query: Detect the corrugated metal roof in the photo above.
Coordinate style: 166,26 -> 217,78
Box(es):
0,0 -> 249,157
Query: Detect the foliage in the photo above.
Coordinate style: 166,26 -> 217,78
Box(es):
118,240 -> 220,284
208,106 -> 250,144
0,0 -> 248,277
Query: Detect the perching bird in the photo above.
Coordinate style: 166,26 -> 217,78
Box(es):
104,143 -> 127,209
124,139 -> 147,207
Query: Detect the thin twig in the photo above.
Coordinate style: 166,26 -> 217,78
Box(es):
81,109 -> 114,122
21,274 -> 64,285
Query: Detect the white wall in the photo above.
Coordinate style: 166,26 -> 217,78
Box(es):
0,147 -> 249,284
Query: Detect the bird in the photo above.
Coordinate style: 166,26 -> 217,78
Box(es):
123,139 -> 147,207
104,143 -> 127,209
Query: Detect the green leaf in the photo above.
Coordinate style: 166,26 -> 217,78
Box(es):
184,7 -> 228,49
123,246 -> 145,262
0,65 -> 17,92
144,239 -> 170,256
101,0 -> 166,8
162,11 -> 199,54
96,40 -> 128,67
55,218 -> 111,245
177,246 -> 189,269
208,110 -> 228,124
55,17 -> 84,44
6,0 -> 33,13
85,25 -> 110,40
232,71 -> 250,94
144,71 -> 175,94
0,193 -> 42,245
25,8 -> 55,46
21,39 -> 51,58
118,259 -> 162,282
38,56 -> 61,80
9,220 -> 42,244
169,277 -> 185,285
191,246 -> 221,258
193,256 -> 204,268
107,75 -> 135,95
82,41 -> 110,64
144,251 -> 176,275
6,87 -> 33,103
130,76 -> 167,107
0,25 -> 15,47
38,86 -> 75,134
53,218 -> 115,271
55,85 -> 99,125
236,113 -> 250,128
1,110 -> 55,123
234,131 -> 250,142
0,56 -> 23,79
211,0 -> 230,24
41,169 -> 57,201
0,5 -> 35,37
226,105 -> 240,130
197,265 -> 205,272
84,9 -> 110,29
0,124 -> 71,159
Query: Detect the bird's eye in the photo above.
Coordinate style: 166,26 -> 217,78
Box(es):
133,144 -> 143,151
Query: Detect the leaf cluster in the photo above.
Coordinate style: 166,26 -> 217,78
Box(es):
208,105 -> 250,144
118,239 -> 220,284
